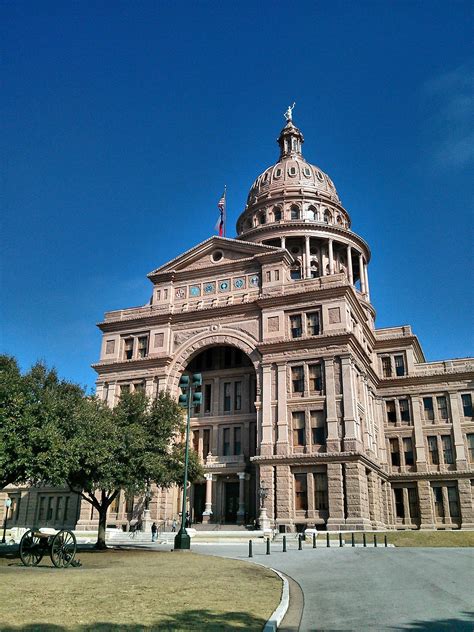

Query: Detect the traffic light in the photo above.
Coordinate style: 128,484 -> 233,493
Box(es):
178,375 -> 190,408
192,373 -> 202,387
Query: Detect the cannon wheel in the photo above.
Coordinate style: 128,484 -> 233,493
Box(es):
19,530 -> 44,567
50,529 -> 77,568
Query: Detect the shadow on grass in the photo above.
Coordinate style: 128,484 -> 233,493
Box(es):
0,609 -> 267,631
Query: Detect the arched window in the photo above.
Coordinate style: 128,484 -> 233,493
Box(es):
273,207 -> 282,222
307,206 -> 317,221
290,205 -> 300,220
324,210 -> 331,224
290,264 -> 302,280
336,214 -> 343,225
260,212 -> 266,225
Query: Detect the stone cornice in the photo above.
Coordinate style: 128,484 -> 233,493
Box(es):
388,469 -> 474,482
377,366 -> 474,389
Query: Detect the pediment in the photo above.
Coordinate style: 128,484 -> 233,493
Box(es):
148,236 -> 284,279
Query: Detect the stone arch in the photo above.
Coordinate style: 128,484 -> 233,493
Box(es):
166,329 -> 262,395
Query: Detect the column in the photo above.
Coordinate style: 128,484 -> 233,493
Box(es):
212,377 -> 220,416
417,479 -> 435,529
260,365 -> 273,456
344,462 -> 372,529
402,488 -> 411,526
458,479 -> 474,528
304,235 -> 311,279
281,236 -> 286,250
363,262 -> 370,301
307,473 -> 315,519
276,364 -> 289,455
202,474 -> 213,523
341,356 -> 358,450
448,393 -> 467,469
324,358 -> 340,452
237,472 -> 247,524
326,463 -> 346,530
145,378 -> 154,399
411,396 -> 427,471
96,383 -> 104,400
346,245 -> 353,284
328,239 -> 334,275
321,245 -> 327,276
107,383 -> 118,407
358,253 -> 366,294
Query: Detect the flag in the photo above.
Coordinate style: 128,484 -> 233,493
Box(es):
215,188 -> 226,237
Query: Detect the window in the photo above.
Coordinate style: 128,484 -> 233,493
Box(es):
311,411 -> 326,444
294,474 -> 308,510
382,357 -> 392,378
109,494 -> 120,513
423,397 -> 434,421
137,336 -> 148,358
308,363 -> 322,391
441,435 -> 454,464
399,399 -> 411,423
408,488 -> 419,519
390,438 -> 400,466
290,266 -> 301,280
274,208 -> 282,221
324,210 -> 331,224
125,494 -> 134,513
134,381 -> 145,394
234,382 -> 242,411
437,396 -> 448,420
447,486 -> 459,518
260,213 -> 266,224
290,205 -> 300,220
403,437 -> 414,466
120,384 -> 130,395
223,382 -> 231,412
314,473 -> 328,510
394,355 -> 405,376
394,488 -> 404,518
192,430 -> 199,453
38,496 -> 46,521
427,436 -> 439,465
386,400 -> 396,424
461,394 -> 473,418
224,347 -> 232,368
204,384 -> 212,413
203,429 -> 210,459
467,434 -> 474,462
432,487 -> 444,518
63,497 -> 70,522
306,312 -> 320,336
292,411 -> 305,446
290,314 -> 302,338
234,427 -> 241,455
223,428 -> 230,456
55,497 -> 63,521
291,366 -> 304,393
124,338 -> 134,360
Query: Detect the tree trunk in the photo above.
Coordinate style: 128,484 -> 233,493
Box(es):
95,506 -> 108,549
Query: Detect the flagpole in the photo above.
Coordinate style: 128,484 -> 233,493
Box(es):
223,185 -> 227,238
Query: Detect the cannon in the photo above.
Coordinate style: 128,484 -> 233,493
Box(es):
19,528 -> 77,568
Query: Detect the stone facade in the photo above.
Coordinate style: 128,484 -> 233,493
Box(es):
3,116 -> 474,532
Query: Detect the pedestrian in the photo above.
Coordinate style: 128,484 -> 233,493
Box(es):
151,522 -> 157,542
171,518 -> 177,532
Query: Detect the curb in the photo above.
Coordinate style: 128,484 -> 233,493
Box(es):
262,567 -> 290,632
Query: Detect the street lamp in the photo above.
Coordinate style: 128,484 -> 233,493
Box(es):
257,485 -> 270,532
258,486 -> 268,509
174,372 -> 202,550
1,498 -> 12,544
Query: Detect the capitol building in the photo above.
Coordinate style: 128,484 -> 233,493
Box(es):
5,113 -> 474,533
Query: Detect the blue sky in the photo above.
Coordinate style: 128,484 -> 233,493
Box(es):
1,1 -> 473,391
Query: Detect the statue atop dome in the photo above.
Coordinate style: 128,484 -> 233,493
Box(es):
284,102 -> 296,122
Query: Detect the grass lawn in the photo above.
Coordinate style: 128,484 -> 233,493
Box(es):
0,548 -> 281,631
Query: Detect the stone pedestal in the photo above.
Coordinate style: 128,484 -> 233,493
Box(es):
141,509 -> 153,534
258,506 -> 271,531
236,472 -> 247,525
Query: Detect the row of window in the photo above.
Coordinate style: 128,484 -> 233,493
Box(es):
292,410 -> 326,446
242,205 -> 347,231
290,311 -> 320,338
291,363 -> 324,395
294,472 -> 329,511
37,495 -> 71,523
191,425 -> 257,458
389,435 -> 455,467
386,398 -> 411,424
393,484 -> 460,521
380,354 -> 406,378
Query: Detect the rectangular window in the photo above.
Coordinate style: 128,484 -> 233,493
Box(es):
109,494 -> 120,513
223,428 -> 230,456
314,473 -> 328,510
202,429 -> 210,459
382,357 -> 392,378
408,487 -> 419,519
437,396 -> 448,420
447,486 -> 459,518
394,355 -> 405,377
393,488 -> 404,518
266,270 -> 271,282
105,339 -> 115,354
308,363 -> 323,391
306,312 -> 320,336
290,314 -> 302,338
274,270 -> 280,282
433,486 -> 444,518
55,497 -> 63,521
192,430 -> 199,454
292,411 -> 305,446
467,434 -> 474,463
137,336 -> 148,358
294,474 -> 308,510
423,397 -> 434,421
47,497 -> 54,521
223,382 -> 231,412
390,438 -> 400,466
134,381 -> 145,393
291,366 -> 304,394
125,494 -> 134,513
124,338 -> 134,360
461,393 -> 473,417
399,399 -> 411,423
38,496 -> 46,521
386,400 -> 396,424
234,427 -> 241,455
234,381 -> 242,411
204,384 -> 212,413
441,435 -> 454,464
310,410 -> 326,445
403,437 -> 414,466
427,436 -> 439,465
63,497 -> 70,522
120,384 -> 130,395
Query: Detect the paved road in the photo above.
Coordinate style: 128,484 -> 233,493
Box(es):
190,542 -> 474,631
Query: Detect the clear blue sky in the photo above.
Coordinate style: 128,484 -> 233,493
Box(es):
1,1 -> 473,391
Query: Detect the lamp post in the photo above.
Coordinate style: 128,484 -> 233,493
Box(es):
174,372 -> 202,551
258,485 -> 271,532
2,498 -> 12,544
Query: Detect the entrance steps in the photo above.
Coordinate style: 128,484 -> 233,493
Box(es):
158,526 -> 264,544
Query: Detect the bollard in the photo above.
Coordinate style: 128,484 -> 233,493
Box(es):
326,532 -> 330,547
266,537 -> 270,555
283,535 -> 287,553
298,534 -> 303,550
249,540 -> 253,558
313,532 -> 317,549
374,534 -> 377,548
363,533 -> 367,547
384,534 -> 388,548
339,532 -> 343,547
351,532 -> 355,547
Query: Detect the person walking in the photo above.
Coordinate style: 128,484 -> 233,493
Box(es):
151,522 -> 157,542
171,518 -> 177,532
